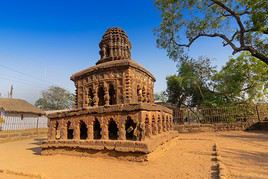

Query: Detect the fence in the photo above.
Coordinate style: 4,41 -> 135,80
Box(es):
0,115 -> 48,142
0,115 -> 48,131
177,104 -> 268,124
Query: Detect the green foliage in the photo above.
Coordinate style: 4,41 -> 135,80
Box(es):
35,86 -> 75,110
154,91 -> 168,102
155,0 -> 268,64
166,56 -> 216,107
166,53 -> 268,108
213,52 -> 268,103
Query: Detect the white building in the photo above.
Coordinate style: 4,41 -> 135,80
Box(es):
0,98 -> 47,131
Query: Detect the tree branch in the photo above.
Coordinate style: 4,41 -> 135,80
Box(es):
220,9 -> 251,17
211,0 -> 246,46
211,0 -> 245,31
173,32 -> 238,52
166,1 -> 268,65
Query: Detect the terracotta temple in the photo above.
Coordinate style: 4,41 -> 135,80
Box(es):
42,27 -> 175,160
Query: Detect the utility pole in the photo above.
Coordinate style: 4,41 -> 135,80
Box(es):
10,85 -> 13,98
8,85 -> 13,98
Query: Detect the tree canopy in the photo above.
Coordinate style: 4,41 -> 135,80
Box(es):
166,56 -> 216,108
155,0 -> 268,65
213,52 -> 268,104
35,86 -> 75,110
165,53 -> 268,108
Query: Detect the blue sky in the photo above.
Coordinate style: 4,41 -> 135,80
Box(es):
0,0 -> 233,103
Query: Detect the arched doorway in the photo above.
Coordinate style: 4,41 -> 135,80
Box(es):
67,121 -> 74,139
93,119 -> 102,139
108,119 -> 118,140
125,117 -> 137,140
109,84 -> 116,105
80,121 -> 88,140
98,86 -> 105,106
88,88 -> 94,107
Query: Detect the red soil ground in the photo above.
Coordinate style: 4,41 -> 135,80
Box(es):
0,131 -> 267,179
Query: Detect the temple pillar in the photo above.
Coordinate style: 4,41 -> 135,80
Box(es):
147,91 -> 150,103
169,117 -> 172,130
61,120 -> 67,140
166,116 -> 170,131
170,117 -> 174,130
162,115 -> 166,132
142,87 -> 146,102
87,119 -> 93,140
152,115 -> 158,135
157,114 -> 162,134
73,119 -> 80,140
84,88 -> 89,108
118,118 -> 126,140
137,85 -> 142,102
49,121 -> 55,140
145,113 -> 152,137
104,82 -> 110,106
101,117 -> 108,140
93,85 -> 99,107
139,122 -> 145,141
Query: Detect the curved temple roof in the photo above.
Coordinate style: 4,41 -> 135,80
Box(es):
97,27 -> 132,64
71,27 -> 156,81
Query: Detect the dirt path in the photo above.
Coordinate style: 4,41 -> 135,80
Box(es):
0,136 -> 212,179
214,131 -> 268,179
0,131 -> 267,179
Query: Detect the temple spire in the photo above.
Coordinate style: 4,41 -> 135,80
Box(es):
97,27 -> 131,65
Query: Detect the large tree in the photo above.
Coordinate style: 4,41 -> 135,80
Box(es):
166,56 -> 216,108
35,86 -> 75,110
213,52 -> 268,104
165,53 -> 268,108
155,0 -> 268,65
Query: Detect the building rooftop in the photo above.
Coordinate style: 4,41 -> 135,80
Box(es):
0,98 -> 44,115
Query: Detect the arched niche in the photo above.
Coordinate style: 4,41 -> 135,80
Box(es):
98,86 -> 105,106
125,116 -> 137,140
108,119 -> 118,140
109,84 -> 116,105
93,118 -> 102,139
67,121 -> 74,139
80,120 -> 88,140
88,88 -> 94,107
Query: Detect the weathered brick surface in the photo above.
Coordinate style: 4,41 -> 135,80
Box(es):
43,27 -> 175,157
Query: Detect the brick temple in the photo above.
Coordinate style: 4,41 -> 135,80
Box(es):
42,28 -> 175,160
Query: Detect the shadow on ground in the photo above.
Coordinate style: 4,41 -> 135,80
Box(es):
218,131 -> 268,142
27,138 -> 46,155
